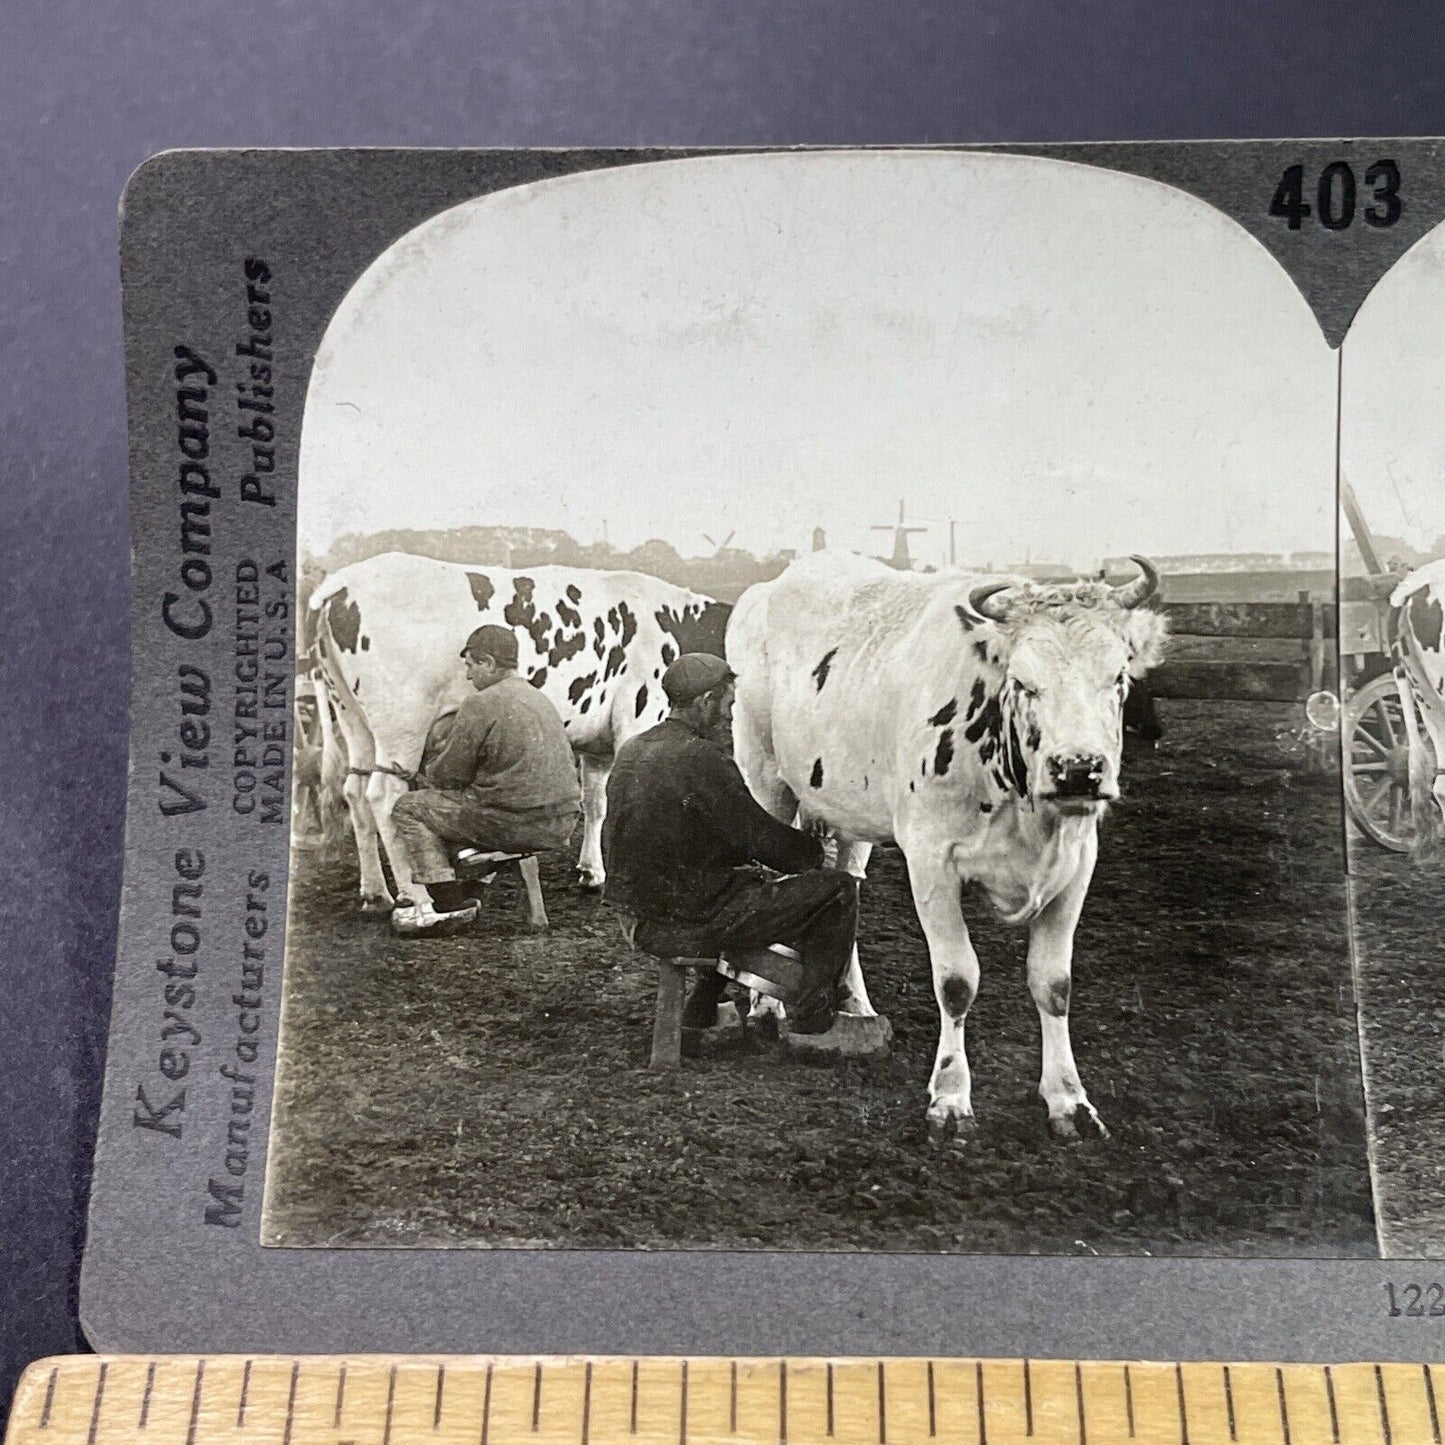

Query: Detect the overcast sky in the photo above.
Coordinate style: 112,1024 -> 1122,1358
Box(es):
1341,219 -> 1445,555
299,150 -> 1337,569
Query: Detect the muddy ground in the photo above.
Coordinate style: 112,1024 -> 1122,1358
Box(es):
1349,840 -> 1445,1257
264,701 -> 1375,1256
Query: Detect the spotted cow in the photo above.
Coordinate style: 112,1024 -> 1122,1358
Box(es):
1389,560 -> 1445,861
727,549 -> 1166,1139
310,552 -> 729,911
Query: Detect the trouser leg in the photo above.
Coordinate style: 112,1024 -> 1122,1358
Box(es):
429,880 -> 478,911
781,875 -> 860,1027
390,790 -> 468,887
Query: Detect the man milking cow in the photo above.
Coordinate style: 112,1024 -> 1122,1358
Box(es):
389,624 -> 581,936
383,625 -> 858,1055
602,652 -> 859,1053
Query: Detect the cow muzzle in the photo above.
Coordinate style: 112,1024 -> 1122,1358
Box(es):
1041,753 -> 1116,811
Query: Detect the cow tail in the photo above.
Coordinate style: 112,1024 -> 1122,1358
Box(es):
310,593 -> 344,704
311,592 -> 373,779
309,594 -> 346,830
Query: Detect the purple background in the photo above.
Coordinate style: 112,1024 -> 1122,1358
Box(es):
3,0 -> 1443,1414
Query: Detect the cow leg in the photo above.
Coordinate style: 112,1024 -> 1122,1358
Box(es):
294,775 -> 323,845
1430,728 -> 1445,858
1026,828 -> 1106,1141
904,848 -> 981,1140
832,839 -> 876,1017
1397,674 -> 1445,861
733,758 -> 801,1026
1396,675 -> 1429,851
575,753 -> 610,891
315,691 -> 351,859
343,770 -> 393,913
367,769 -> 415,905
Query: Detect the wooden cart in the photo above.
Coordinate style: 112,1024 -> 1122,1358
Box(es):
1338,480 -> 1435,852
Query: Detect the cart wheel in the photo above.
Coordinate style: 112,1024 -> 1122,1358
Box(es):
1342,673 -> 1431,853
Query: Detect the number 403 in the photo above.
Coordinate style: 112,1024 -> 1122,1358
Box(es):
1270,160 -> 1401,231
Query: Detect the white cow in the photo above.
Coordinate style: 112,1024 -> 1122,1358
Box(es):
309,552 -> 729,912
727,550 -> 1166,1139
1390,560 -> 1445,861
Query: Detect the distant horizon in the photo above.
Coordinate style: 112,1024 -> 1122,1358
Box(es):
312,522 -> 1345,571
306,517 -> 1351,576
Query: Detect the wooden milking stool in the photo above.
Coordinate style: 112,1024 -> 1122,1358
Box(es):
649,958 -> 719,1070
648,945 -> 802,1070
454,847 -> 549,930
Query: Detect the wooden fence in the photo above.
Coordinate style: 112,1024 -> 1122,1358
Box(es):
1150,594 -> 1335,704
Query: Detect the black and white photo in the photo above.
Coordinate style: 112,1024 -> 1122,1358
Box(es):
260,152 -> 1373,1256
1339,217 -> 1445,1257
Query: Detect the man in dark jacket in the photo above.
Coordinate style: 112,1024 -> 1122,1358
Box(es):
602,652 -> 858,1038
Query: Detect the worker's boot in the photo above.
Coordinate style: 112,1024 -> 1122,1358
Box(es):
787,951 -> 848,1035
391,893 -> 480,937
786,991 -> 836,1036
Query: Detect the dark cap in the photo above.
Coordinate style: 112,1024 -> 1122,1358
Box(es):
662,652 -> 733,705
461,624 -> 520,669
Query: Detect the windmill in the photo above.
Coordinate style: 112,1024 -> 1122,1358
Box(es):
871,500 -> 929,570
703,530 -> 737,559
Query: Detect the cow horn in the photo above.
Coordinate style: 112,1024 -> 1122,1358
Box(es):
1109,555 -> 1160,610
961,580 -> 1012,625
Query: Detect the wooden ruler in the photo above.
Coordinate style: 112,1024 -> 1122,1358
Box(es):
7,1357 -> 1444,1445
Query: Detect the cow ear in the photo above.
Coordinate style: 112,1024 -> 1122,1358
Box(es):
1123,608 -> 1168,677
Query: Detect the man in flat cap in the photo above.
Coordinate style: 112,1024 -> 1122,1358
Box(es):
602,651 -> 858,1042
390,623 -> 580,936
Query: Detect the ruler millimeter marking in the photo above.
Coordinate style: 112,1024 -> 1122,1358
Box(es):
8,1358 -> 1445,1445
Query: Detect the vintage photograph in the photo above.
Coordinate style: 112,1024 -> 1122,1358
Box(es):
1339,216 -> 1445,1257
261,151 -> 1374,1255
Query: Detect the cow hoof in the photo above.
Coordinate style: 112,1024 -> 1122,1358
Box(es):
360,894 -> 394,917
1047,1104 -> 1109,1143
575,871 -> 605,894
926,1107 -> 977,1146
